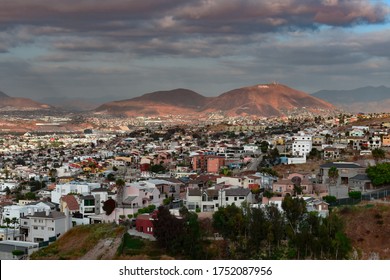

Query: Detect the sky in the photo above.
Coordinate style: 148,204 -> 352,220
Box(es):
1,0 -> 390,104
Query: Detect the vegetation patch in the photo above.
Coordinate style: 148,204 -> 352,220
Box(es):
30,223 -> 124,260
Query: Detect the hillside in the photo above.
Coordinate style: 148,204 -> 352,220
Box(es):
202,83 -> 335,117
30,223 -> 125,260
0,90 -> 51,110
95,88 -> 211,116
340,202 -> 390,259
95,84 -> 336,117
312,86 -> 390,113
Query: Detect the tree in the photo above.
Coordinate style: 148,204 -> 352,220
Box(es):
102,199 -> 116,215
322,195 -> 337,204
260,141 -> 269,153
153,206 -> 185,255
150,164 -> 166,174
308,148 -> 322,160
4,186 -> 11,196
107,173 -> 116,181
115,178 -> 125,206
248,207 -> 269,253
367,163 -> 390,186
348,191 -> 361,200
212,204 -> 244,241
372,148 -> 386,162
282,196 -> 307,235
328,167 -> 339,185
25,192 -> 36,200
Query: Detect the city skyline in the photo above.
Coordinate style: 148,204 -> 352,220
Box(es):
1,0 -> 390,103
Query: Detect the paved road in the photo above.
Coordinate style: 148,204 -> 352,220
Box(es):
246,156 -> 262,171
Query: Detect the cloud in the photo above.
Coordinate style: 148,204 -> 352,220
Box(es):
1,0 -> 390,100
0,0 -> 387,55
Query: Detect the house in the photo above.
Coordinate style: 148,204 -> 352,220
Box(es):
292,133 -> 312,156
0,228 -> 24,241
191,153 -> 225,173
217,176 -> 243,187
0,240 -> 39,260
318,162 -> 366,198
305,197 -> 329,217
323,147 -> 341,160
20,210 -> 71,243
312,135 -> 325,145
51,182 -> 101,203
381,135 -> 390,146
135,213 -> 155,235
185,186 -> 253,212
1,203 -> 52,226
120,181 -> 161,213
59,195 -> 80,226
349,174 -> 373,192
223,187 -> 253,206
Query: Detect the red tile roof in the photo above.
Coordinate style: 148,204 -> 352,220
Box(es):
61,195 -> 79,211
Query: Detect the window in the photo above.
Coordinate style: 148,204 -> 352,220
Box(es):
33,226 -> 38,230
226,197 -> 229,201
234,197 -> 237,201
239,197 -> 245,200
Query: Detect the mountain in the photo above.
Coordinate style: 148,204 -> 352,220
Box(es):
39,97 -> 103,112
95,84 -> 336,117
312,86 -> 390,113
0,90 -> 51,110
95,88 -> 212,116
202,83 -> 335,116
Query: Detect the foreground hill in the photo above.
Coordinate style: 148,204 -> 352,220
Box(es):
312,86 -> 390,113
95,88 -> 211,116
0,90 -> 51,110
340,202 -> 390,259
30,223 -> 125,260
95,84 -> 336,117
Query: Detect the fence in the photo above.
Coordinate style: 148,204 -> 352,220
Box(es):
329,189 -> 390,207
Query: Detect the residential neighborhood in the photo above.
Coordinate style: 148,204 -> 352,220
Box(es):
1,112 -> 390,260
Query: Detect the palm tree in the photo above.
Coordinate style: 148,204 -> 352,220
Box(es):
11,217 -> 18,240
115,178 -> 126,205
4,217 -> 11,241
328,166 -> 339,186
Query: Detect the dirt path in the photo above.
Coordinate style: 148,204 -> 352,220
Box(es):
80,235 -> 123,260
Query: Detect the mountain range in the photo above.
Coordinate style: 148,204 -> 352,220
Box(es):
95,83 -> 335,117
0,91 -> 51,110
3,84 -> 390,116
312,86 -> 390,113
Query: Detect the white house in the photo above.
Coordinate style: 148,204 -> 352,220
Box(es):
292,133 -> 312,157
0,181 -> 17,192
243,144 -> 259,153
186,186 -> 253,213
1,203 -> 52,226
20,210 -> 71,243
51,182 -> 101,203
216,176 -> 243,187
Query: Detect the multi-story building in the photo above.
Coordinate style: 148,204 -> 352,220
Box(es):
51,182 -> 101,203
191,153 -> 225,173
185,186 -> 253,212
20,211 -> 71,243
292,133 -> 312,156
318,162 -> 366,198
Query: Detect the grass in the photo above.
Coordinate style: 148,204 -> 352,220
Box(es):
116,233 -> 172,260
30,223 -> 124,260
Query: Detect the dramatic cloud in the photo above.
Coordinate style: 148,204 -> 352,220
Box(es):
0,0 -> 389,101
